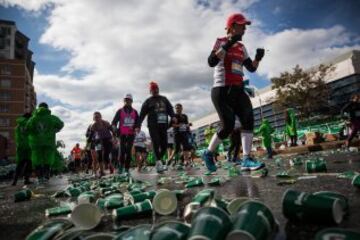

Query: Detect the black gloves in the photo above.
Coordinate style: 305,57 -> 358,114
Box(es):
255,48 -> 265,61
222,34 -> 242,51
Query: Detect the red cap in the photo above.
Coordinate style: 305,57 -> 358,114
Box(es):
149,81 -> 159,91
226,13 -> 251,29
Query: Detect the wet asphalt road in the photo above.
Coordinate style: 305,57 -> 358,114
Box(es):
0,149 -> 360,240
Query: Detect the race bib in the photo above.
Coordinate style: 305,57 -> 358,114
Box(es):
157,113 -> 167,124
231,60 -> 244,76
179,124 -> 187,132
95,143 -> 102,151
123,117 -> 135,127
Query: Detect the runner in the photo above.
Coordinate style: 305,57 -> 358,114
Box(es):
167,127 -> 175,165
137,81 -> 177,173
85,123 -> 97,175
12,112 -> 32,186
112,94 -> 139,174
169,103 -> 192,167
133,128 -> 147,172
202,13 -> 265,173
90,111 -> 114,177
70,143 -> 82,173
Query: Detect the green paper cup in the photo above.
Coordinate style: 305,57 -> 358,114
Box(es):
54,229 -> 86,240
151,221 -> 190,240
66,187 -> 82,198
208,177 -> 221,186
132,191 -> 156,203
77,192 -> 96,204
188,207 -> 231,240
305,160 -> 327,173
153,189 -> 178,215
214,198 -> 229,212
114,224 -> 151,240
282,189 -> 343,224
45,206 -> 72,217
96,198 -> 106,209
14,189 -> 32,202
351,175 -> 360,188
71,203 -> 102,230
226,197 -> 251,215
185,178 -> 204,188
25,219 -> 74,240
192,189 -> 215,206
315,228 -> 360,240
112,199 -> 153,221
226,200 -> 277,240
313,191 -> 349,216
104,197 -> 124,210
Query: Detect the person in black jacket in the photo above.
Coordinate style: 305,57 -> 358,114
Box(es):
169,103 -> 192,167
137,81 -> 177,173
342,93 -> 360,148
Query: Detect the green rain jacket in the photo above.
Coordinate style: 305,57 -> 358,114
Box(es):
26,107 -> 64,148
285,108 -> 297,137
15,116 -> 31,163
255,119 -> 274,148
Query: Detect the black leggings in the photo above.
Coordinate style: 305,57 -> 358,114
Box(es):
149,124 -> 168,161
120,135 -> 135,170
211,86 -> 254,139
228,129 -> 241,158
96,138 -> 112,164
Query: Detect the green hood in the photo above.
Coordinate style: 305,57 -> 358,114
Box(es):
256,119 -> 274,147
26,107 -> 64,148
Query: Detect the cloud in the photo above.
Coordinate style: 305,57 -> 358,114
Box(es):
1,0 -> 359,153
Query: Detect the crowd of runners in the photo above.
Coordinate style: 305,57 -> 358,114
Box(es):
11,12 -> 360,185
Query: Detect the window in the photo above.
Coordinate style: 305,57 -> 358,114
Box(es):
0,79 -> 11,88
0,92 -> 10,101
0,38 -> 5,49
0,65 -> 11,75
0,118 -> 10,127
0,105 -> 9,113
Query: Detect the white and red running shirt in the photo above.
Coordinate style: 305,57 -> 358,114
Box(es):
212,37 -> 249,87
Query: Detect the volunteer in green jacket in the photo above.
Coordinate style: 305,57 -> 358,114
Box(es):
26,103 -> 64,183
12,112 -> 32,186
255,119 -> 274,159
285,108 -> 297,147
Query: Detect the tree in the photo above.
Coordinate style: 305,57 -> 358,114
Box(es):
271,64 -> 335,120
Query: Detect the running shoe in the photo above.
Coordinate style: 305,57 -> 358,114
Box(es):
156,162 -> 165,174
241,156 -> 265,171
201,150 -> 217,172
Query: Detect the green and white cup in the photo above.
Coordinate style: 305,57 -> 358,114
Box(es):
152,189 -> 178,215
188,207 -> 232,240
105,198 -> 124,210
315,228 -> 360,240
45,206 -> 72,217
14,189 -> 32,202
71,203 -> 102,230
282,189 -> 343,224
226,197 -> 251,215
208,177 -> 221,186
25,219 -> 74,240
132,191 -> 156,203
112,199 -> 153,221
351,174 -> 360,188
66,187 -> 82,198
77,191 -> 96,204
313,191 -> 349,216
151,221 -> 190,240
185,178 -> 204,188
305,159 -> 327,173
54,229 -> 86,240
114,224 -> 152,240
96,198 -> 106,209
226,200 -> 277,240
192,189 -> 215,206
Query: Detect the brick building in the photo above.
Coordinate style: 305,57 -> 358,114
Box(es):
0,20 -> 36,160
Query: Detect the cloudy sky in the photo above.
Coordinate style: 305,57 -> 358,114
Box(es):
1,0 -> 359,153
